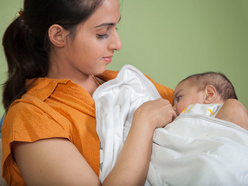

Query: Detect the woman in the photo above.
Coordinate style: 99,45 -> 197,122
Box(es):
1,0 -> 176,185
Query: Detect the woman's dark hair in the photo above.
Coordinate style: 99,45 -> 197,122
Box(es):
2,0 -> 103,111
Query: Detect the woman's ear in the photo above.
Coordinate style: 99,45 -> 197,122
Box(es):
48,24 -> 69,47
203,85 -> 217,104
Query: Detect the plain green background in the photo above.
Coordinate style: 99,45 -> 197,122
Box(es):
0,0 -> 248,117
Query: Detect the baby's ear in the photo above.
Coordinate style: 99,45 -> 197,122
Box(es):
203,85 -> 217,104
48,24 -> 69,47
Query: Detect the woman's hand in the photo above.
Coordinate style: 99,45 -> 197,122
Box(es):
133,98 -> 177,129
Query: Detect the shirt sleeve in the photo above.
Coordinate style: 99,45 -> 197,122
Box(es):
1,98 -> 72,171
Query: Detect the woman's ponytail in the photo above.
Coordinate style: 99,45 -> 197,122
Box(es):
2,16 -> 49,111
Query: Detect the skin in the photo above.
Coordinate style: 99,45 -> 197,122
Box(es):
216,99 -> 248,130
47,0 -> 122,95
12,0 -> 176,185
173,79 -> 208,115
173,78 -> 248,130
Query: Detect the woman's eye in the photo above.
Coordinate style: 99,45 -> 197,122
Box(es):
97,33 -> 108,39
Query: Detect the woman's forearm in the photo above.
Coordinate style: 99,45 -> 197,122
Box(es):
103,120 -> 154,185
103,99 -> 176,185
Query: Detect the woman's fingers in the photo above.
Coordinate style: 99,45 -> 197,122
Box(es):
134,98 -> 176,129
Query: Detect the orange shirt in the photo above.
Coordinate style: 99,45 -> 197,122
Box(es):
2,69 -> 173,185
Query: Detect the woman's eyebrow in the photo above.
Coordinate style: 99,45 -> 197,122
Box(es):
95,22 -> 115,28
94,17 -> 121,28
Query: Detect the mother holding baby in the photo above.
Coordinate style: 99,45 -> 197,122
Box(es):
1,0 -> 176,185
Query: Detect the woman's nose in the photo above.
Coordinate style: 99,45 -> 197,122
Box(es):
109,30 -> 122,51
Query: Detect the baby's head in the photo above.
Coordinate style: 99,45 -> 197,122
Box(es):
173,72 -> 237,115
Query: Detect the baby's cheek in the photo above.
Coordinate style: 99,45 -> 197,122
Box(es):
176,106 -> 183,116
177,103 -> 188,115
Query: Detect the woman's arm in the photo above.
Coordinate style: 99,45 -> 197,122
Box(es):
12,99 -> 176,185
12,138 -> 101,185
104,98 -> 176,185
215,99 -> 248,130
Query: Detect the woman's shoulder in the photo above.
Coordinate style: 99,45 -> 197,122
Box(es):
25,78 -> 71,100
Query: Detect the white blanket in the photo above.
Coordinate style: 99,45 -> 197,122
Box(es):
93,65 -> 248,185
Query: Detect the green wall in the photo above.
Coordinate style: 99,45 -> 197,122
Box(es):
0,0 -> 248,117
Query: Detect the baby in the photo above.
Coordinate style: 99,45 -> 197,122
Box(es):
173,72 -> 248,130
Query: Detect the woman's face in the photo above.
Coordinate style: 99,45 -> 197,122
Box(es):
57,0 -> 122,79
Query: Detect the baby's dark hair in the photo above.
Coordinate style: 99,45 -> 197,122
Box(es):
181,72 -> 238,100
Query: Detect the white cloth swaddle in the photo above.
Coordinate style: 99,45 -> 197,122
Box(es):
93,65 -> 161,183
93,65 -> 248,185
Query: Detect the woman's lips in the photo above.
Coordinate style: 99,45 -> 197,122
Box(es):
102,56 -> 112,63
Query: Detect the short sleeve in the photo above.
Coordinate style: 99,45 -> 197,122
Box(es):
1,99 -> 72,177
2,102 -> 71,143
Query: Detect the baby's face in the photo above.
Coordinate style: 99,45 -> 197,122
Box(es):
173,79 -> 205,115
